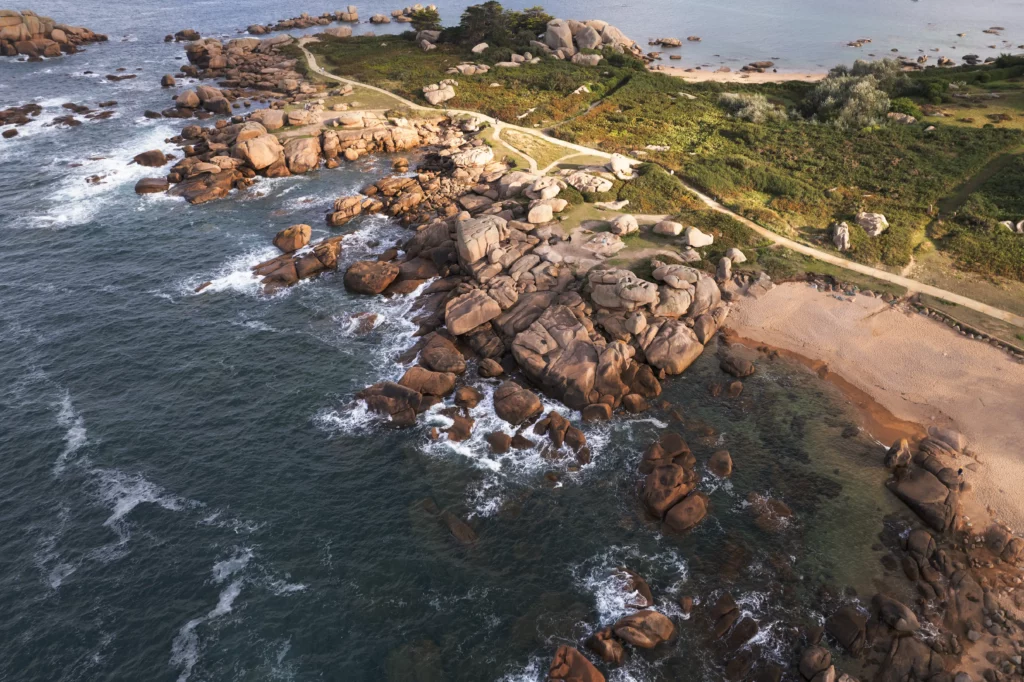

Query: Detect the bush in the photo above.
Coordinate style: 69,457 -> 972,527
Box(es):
803,75 -> 891,129
409,8 -> 441,32
890,97 -> 923,119
829,59 -> 908,93
717,92 -> 787,123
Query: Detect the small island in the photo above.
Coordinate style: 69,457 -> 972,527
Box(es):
0,9 -> 106,58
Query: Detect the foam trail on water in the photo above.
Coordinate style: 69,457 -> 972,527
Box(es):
211,548 -> 253,584
170,578 -> 244,682
188,245 -> 280,297
53,390 -> 88,475
94,468 -> 187,544
20,123 -> 179,229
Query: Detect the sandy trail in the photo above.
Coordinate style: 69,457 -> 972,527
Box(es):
728,282 -> 1024,532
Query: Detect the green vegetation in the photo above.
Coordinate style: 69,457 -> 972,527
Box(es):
937,154 -> 1024,280
306,7 -> 1024,291
444,2 -> 553,47
409,8 -> 442,32
305,35 -> 628,125
501,129 -> 567,168
617,163 -> 703,213
889,97 -> 923,120
718,92 -> 787,123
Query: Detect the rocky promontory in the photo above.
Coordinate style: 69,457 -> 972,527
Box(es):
0,9 -> 106,58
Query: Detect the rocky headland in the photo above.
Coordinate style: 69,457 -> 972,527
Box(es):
120,18 -> 1024,682
0,9 -> 106,58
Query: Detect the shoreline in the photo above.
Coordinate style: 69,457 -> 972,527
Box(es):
652,65 -> 827,83
722,328 -> 927,447
727,282 -> 1024,532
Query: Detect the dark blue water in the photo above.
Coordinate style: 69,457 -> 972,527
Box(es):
0,2 -> 940,680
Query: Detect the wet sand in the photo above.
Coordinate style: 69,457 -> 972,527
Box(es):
727,282 -> 1024,532
653,65 -> 827,83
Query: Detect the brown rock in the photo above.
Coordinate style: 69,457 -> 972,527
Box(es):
493,381 -> 542,425
455,386 -> 482,409
273,224 -> 311,253
398,366 -> 456,396
644,464 -> 697,517
800,646 -> 831,679
344,260 -> 399,295
420,334 -> 466,374
585,628 -> 625,666
357,381 -> 424,426
485,431 -> 511,454
441,510 -> 477,545
663,493 -> 708,532
622,394 -> 648,413
445,289 -> 502,336
582,403 -> 612,422
548,646 -> 604,682
478,358 -> 504,378
719,348 -> 755,377
132,149 -> 167,167
612,610 -> 676,649
446,413 -> 474,441
135,177 -> 169,194
708,450 -> 733,477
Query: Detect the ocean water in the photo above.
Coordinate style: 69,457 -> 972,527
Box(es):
0,1 -> 975,680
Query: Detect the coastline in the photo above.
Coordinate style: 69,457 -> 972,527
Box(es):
727,282 -> 1024,532
653,65 -> 827,83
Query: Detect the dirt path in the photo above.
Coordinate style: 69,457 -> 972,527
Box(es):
297,39 -> 1024,329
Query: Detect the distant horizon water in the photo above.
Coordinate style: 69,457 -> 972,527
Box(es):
13,0 -> 1024,73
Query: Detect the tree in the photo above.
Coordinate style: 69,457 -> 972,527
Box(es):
458,1 -> 509,45
508,6 -> 552,36
409,8 -> 442,32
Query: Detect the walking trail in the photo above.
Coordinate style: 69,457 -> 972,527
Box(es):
298,40 -> 1024,329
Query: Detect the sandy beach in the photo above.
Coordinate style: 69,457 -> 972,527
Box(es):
728,282 -> 1024,532
653,65 -> 827,83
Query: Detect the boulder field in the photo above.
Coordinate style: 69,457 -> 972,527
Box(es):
246,7 -> 360,35
0,10 -> 107,58
544,418 -> 1024,682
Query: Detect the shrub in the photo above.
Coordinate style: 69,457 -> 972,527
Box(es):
890,97 -> 923,120
830,59 -> 908,93
409,8 -> 441,32
717,93 -> 787,123
803,75 -> 891,129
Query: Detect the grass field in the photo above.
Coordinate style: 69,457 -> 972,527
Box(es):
300,32 -> 1024,296
501,129 -> 568,169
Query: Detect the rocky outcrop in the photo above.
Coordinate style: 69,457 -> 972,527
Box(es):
0,10 -> 107,58
612,610 -> 676,648
344,260 -> 399,295
855,212 -> 889,237
423,80 -> 456,105
541,17 -> 643,61
446,289 -> 502,335
247,8 -> 359,35
548,646 -> 604,682
273,224 -> 311,253
493,381 -> 543,425
832,221 -> 851,251
250,235 -> 343,294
